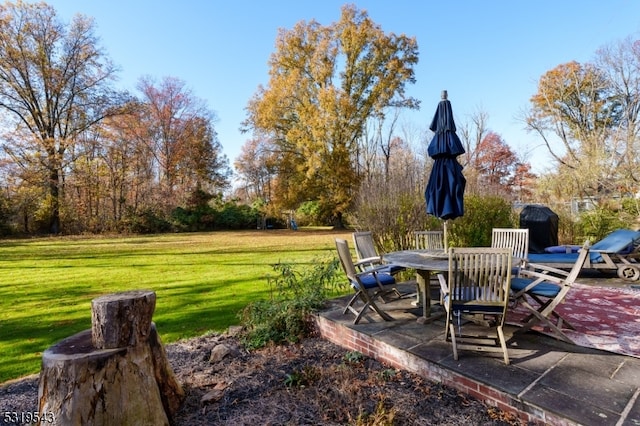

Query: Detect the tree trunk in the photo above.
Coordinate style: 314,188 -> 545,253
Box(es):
38,291 -> 183,425
48,167 -> 60,235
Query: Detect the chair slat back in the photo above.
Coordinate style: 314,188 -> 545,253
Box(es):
491,228 -> 529,261
448,248 -> 512,310
415,231 -> 444,250
352,231 -> 378,260
335,239 -> 358,283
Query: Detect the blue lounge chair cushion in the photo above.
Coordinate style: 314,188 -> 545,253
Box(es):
590,229 -> 639,252
528,251 -> 602,263
544,245 -> 581,253
529,229 -> 640,264
511,277 -> 560,298
353,272 -> 395,289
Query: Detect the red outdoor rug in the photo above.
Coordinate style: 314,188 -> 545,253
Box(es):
507,283 -> 640,358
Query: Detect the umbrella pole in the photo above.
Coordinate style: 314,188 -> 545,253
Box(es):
444,220 -> 448,251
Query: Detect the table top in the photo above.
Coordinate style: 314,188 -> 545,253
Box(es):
382,250 -> 450,271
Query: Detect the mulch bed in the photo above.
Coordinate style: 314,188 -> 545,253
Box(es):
1,333 -> 524,425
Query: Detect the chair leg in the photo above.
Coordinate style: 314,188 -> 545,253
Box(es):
352,302 -> 394,324
376,287 -> 403,303
550,311 -> 576,331
353,302 -> 370,324
369,300 -> 394,322
347,291 -> 394,324
497,325 -> 510,365
517,300 -> 574,344
343,293 -> 361,315
444,311 -> 452,341
449,323 -> 458,360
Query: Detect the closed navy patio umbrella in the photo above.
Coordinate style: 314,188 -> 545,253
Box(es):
424,91 -> 466,245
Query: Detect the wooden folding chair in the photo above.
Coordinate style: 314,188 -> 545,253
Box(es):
414,230 -> 444,250
437,247 -> 513,364
510,245 -> 590,343
352,231 -> 405,276
335,239 -> 397,324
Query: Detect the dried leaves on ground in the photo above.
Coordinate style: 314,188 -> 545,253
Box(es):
0,333 -> 522,425
168,333 -> 523,425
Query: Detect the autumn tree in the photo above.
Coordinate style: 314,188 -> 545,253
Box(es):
595,37 -> 640,192
234,137 -> 278,205
524,61 -> 616,200
511,161 -> 537,203
472,131 -> 517,197
353,138 -> 434,251
456,110 -> 534,199
0,1 -> 119,233
136,76 -> 229,210
241,5 -> 418,226
458,108 -> 490,167
47,99 -> 155,233
106,103 -> 155,218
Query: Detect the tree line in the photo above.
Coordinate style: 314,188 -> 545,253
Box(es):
1,2 -> 638,237
0,2 -> 231,235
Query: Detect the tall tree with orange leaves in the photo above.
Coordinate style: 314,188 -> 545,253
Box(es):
242,5 -> 418,227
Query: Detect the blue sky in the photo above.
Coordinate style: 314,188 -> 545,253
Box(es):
41,1 -> 640,174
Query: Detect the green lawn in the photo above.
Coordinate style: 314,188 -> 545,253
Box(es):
0,229 -> 352,383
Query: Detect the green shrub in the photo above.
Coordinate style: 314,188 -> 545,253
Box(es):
621,197 -> 640,218
122,207 -> 172,234
215,202 -> 260,229
447,195 -> 515,247
238,257 -> 340,350
576,201 -> 637,242
342,350 -> 364,365
171,198 -> 261,231
296,200 -> 322,226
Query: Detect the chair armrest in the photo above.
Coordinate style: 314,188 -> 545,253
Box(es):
437,274 -> 448,295
518,269 -> 566,285
513,269 -> 567,299
354,256 -> 383,269
522,262 -> 570,277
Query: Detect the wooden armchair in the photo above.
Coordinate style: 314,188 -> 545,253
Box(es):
510,244 -> 590,343
335,238 -> 398,324
437,247 -> 513,364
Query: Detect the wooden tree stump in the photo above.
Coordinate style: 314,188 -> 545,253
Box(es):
91,290 -> 156,349
38,291 -> 183,425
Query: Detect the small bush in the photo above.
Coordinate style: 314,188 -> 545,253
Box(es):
238,257 -> 340,350
215,202 -> 260,229
342,350 -> 364,365
576,201 -> 638,242
296,200 -> 322,226
122,207 -> 173,234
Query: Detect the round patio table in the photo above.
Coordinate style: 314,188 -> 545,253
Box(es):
382,250 -> 449,323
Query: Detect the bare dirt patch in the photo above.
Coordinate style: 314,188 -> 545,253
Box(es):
1,333 -> 523,425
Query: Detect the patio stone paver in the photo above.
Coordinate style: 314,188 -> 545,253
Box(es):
317,280 -> 640,425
